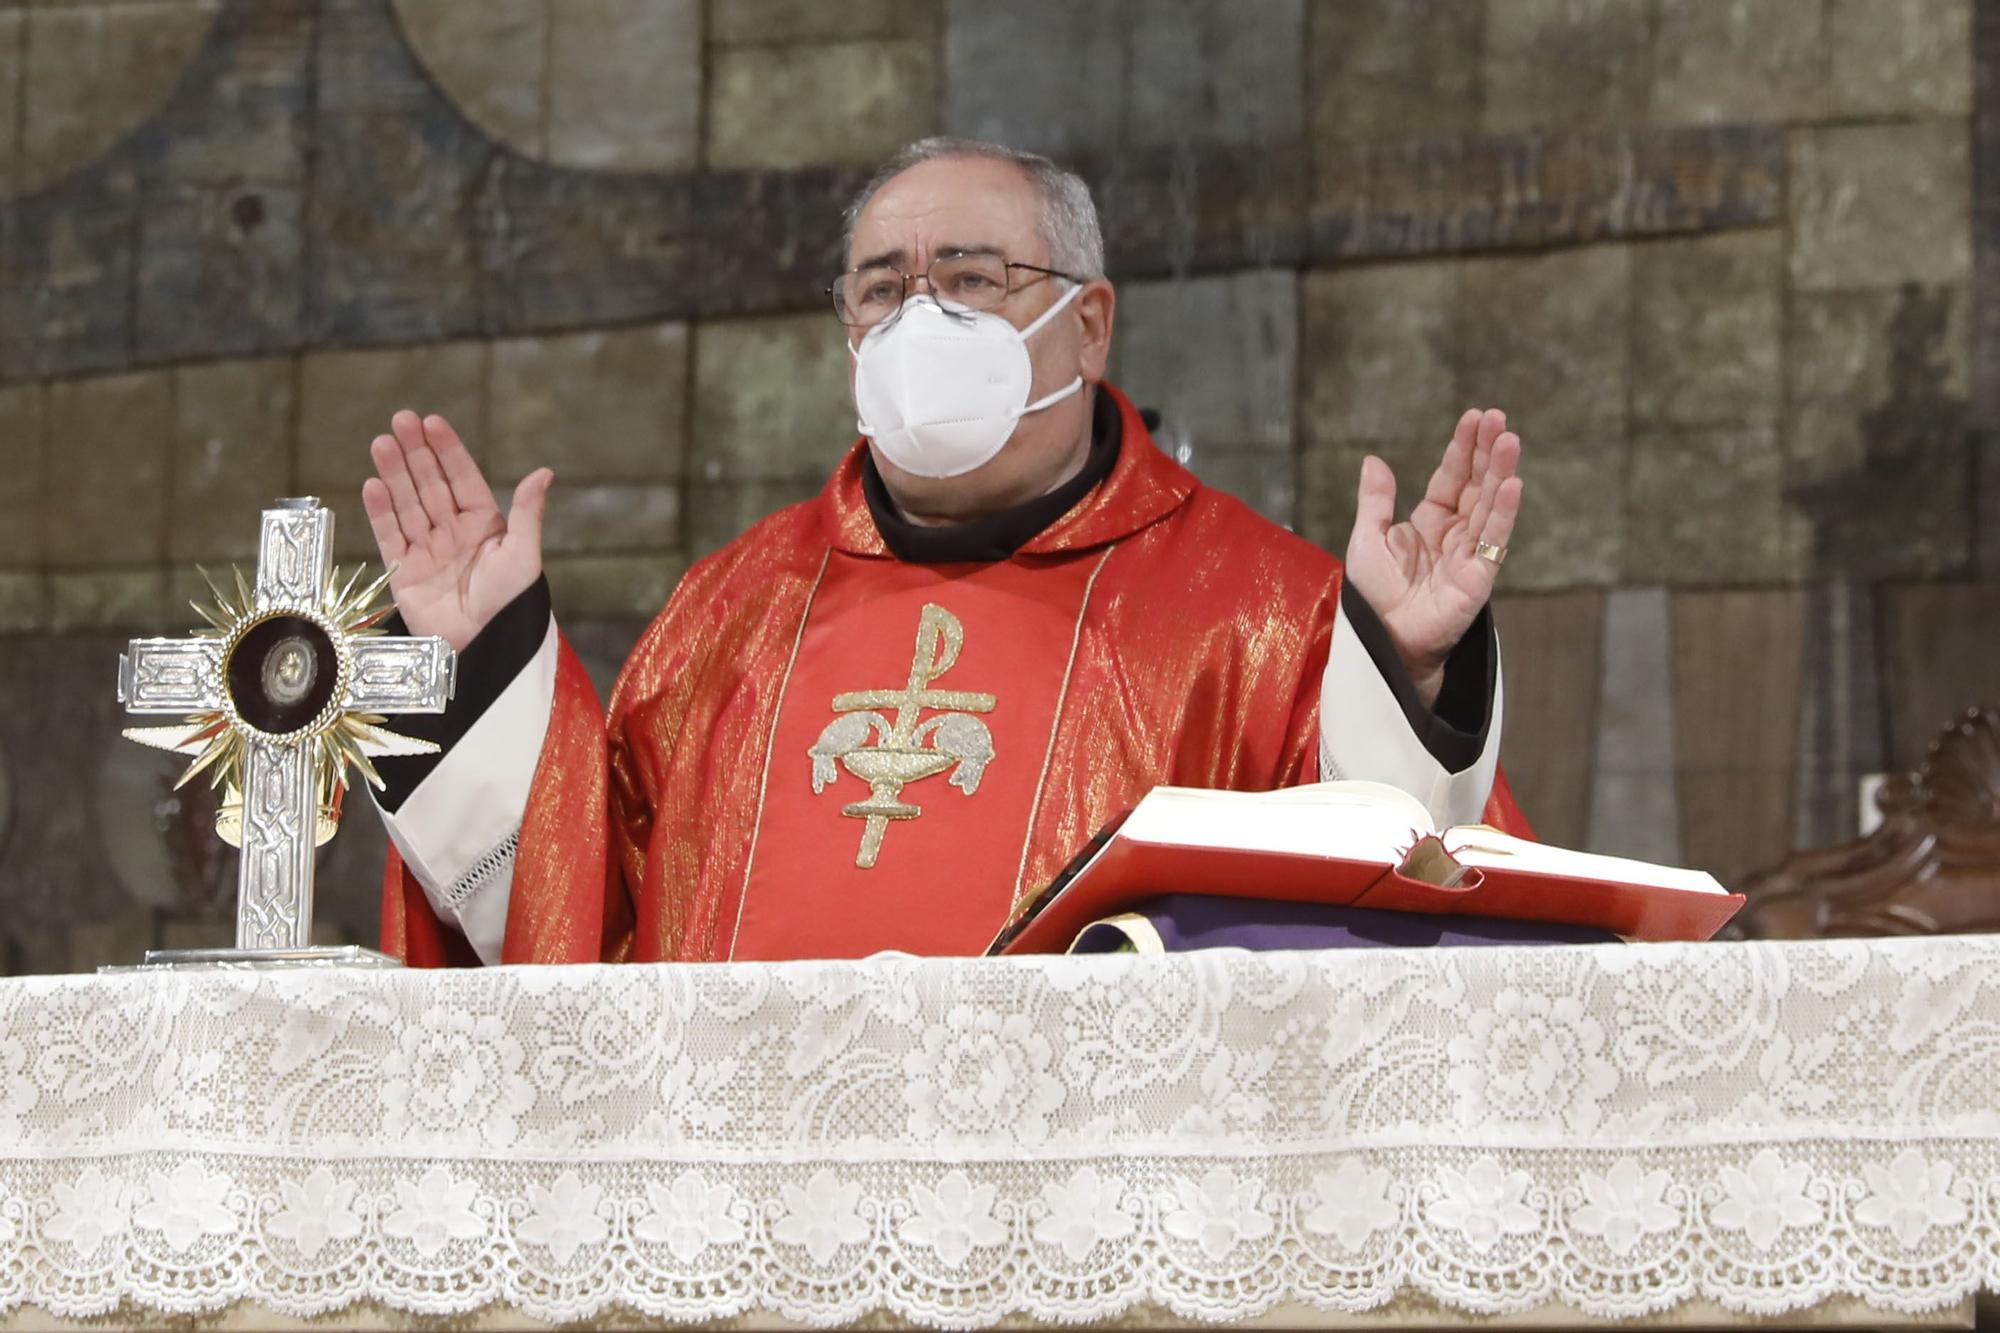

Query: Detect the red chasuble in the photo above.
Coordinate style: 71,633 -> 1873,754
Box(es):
382,384 -> 1532,966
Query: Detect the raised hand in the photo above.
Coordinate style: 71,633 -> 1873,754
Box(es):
1343,408 -> 1523,706
360,411 -> 552,652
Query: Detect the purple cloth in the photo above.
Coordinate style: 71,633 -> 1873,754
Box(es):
1068,893 -> 1620,953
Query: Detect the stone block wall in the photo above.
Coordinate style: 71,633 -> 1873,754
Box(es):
0,0 -> 1990,970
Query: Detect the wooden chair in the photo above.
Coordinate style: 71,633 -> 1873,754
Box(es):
1728,707 -> 2000,939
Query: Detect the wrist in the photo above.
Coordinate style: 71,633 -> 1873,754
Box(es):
1387,631 -> 1448,710
1408,661 -> 1444,710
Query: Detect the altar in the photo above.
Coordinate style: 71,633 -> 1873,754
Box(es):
0,936 -> 1993,1329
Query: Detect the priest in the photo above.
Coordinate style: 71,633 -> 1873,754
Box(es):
360,137 -> 1530,966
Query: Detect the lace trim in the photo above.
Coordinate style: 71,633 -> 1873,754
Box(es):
4,1144 -> 1994,1323
440,829 -> 518,910
1319,732 -> 1345,781
3,937 -> 1997,1321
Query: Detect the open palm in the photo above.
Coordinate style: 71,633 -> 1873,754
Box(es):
1343,408 -> 1523,701
360,411 -> 551,652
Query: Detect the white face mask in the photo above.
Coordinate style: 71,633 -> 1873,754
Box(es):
850,283 -> 1085,479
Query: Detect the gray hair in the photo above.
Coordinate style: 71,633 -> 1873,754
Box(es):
841,137 -> 1106,280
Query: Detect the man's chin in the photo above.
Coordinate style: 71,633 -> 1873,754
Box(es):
876,473 -> 1002,527
869,448 -> 1027,527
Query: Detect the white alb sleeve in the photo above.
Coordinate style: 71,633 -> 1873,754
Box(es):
370,616 -> 559,964
1317,601 -> 1504,829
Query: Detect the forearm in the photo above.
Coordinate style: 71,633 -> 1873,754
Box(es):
371,579 -> 557,963
1319,583 -> 1502,828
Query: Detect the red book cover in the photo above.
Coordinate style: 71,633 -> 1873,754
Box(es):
990,820 -> 1744,956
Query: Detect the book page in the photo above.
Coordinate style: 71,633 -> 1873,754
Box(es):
1442,827 -> 1727,896
1118,781 -> 1432,863
1399,835 -> 1475,888
1110,785 -> 1725,897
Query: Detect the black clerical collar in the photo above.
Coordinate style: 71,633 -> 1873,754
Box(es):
860,391 -> 1125,562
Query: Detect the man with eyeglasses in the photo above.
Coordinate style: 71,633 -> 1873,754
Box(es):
359,137 -> 1529,966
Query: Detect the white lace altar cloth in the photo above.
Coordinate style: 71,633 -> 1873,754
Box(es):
0,937 -> 1997,1327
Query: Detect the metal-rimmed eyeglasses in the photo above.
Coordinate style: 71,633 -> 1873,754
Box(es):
827,251 -> 1085,327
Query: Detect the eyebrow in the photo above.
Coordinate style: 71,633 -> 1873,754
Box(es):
848,242 -> 1008,272
850,247 -> 906,272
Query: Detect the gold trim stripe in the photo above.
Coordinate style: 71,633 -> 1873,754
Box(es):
1008,543 -> 1117,918
724,545 -> 834,962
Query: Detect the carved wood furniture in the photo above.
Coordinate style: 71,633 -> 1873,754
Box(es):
1730,707 -> 2000,939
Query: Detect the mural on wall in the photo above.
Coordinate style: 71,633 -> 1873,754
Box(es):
0,741 -> 11,873
0,0 -> 1991,971
0,0 -> 1792,386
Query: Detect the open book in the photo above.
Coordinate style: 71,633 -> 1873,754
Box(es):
988,781 -> 1742,955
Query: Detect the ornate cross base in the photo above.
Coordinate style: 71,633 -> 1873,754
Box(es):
106,944 -> 399,973
110,498 -> 455,972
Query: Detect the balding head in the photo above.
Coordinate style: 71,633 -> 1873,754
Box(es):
843,137 -> 1104,280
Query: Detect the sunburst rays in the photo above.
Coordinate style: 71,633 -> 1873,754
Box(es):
122,563 -> 435,832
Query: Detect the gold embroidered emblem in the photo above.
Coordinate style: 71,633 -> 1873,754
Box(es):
809,603 -> 996,868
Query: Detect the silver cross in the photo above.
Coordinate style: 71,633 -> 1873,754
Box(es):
117,499 -> 455,960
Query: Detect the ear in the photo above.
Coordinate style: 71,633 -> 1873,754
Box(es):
1075,279 -> 1116,383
